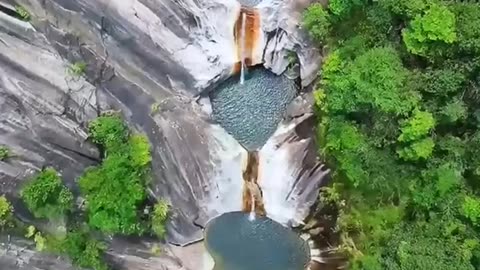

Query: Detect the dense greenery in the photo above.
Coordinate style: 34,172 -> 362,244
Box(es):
55,229 -> 108,270
80,115 -> 152,234
21,168 -> 74,220
304,1 -> 480,269
13,114 -> 166,269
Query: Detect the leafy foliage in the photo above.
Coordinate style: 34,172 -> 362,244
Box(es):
15,5 -> 31,21
304,0 -> 480,268
0,146 -> 9,161
68,62 -> 87,77
402,4 -> 457,56
397,137 -> 435,161
88,115 -> 128,150
80,115 -> 154,235
21,168 -> 73,219
0,196 -> 12,228
398,110 -> 435,142
151,200 -> 169,238
462,196 -> 480,225
382,222 -> 476,270
60,230 -> 108,270
303,4 -> 330,43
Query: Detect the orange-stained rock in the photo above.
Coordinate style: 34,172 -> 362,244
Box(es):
242,151 -> 266,216
233,7 -> 262,74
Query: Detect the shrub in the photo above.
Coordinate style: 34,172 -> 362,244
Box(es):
21,168 -> 73,219
0,146 -> 9,161
61,230 -> 108,270
151,200 -> 169,238
15,5 -> 31,21
0,196 -> 12,228
397,137 -> 435,161
88,115 -> 128,151
398,110 -> 435,142
68,62 -> 87,77
80,115 -> 152,235
403,4 -> 457,55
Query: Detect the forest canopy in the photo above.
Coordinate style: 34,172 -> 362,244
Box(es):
304,0 -> 480,269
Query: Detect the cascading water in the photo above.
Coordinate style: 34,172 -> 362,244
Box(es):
239,12 -> 247,85
204,4 -> 311,270
249,190 -> 255,221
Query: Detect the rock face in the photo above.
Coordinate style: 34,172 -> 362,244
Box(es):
0,0 -> 323,267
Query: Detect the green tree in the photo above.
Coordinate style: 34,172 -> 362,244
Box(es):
381,222 -> 475,270
453,3 -> 480,55
88,115 -> 128,151
440,99 -> 467,123
397,137 -> 435,161
21,168 -> 73,219
462,196 -> 480,225
326,47 -> 418,115
398,110 -> 435,142
60,230 -> 108,270
303,4 -> 330,43
328,0 -> 363,18
80,115 -> 152,235
403,4 -> 457,56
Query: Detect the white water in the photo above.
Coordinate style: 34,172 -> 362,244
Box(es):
249,191 -> 256,221
239,12 -> 247,85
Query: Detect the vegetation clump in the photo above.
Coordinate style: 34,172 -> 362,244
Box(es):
15,115 -> 162,269
79,115 -> 152,235
304,0 -> 480,269
21,168 -> 73,220
0,146 -> 9,161
15,5 -> 31,21
68,62 -> 87,77
151,200 -> 169,238
0,196 -> 13,228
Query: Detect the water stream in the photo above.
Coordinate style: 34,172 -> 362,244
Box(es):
239,12 -> 246,85
204,5 -> 309,270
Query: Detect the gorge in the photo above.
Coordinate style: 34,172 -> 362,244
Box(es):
0,0 -> 330,269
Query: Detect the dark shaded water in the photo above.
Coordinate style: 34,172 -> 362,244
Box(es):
205,212 -> 310,270
209,69 -> 296,150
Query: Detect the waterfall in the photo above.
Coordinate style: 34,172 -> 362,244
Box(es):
240,12 -> 247,85
249,192 -> 255,221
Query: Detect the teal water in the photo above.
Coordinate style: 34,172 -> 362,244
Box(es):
209,69 -> 296,150
205,212 -> 310,270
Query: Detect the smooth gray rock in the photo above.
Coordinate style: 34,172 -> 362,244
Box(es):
259,0 -> 321,86
0,236 -> 192,270
0,0 -> 324,255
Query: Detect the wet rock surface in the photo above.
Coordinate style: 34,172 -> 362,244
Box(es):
0,0 -> 325,268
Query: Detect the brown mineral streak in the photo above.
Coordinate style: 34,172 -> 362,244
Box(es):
242,151 -> 266,216
233,7 -> 261,74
